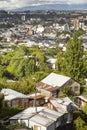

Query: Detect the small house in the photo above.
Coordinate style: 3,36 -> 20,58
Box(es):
36,73 -> 80,98
9,107 -> 65,130
27,93 -> 45,107
1,88 -> 29,108
48,97 -> 78,124
46,58 -> 57,69
74,95 -> 87,108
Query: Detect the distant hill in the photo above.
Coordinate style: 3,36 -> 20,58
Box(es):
13,4 -> 87,11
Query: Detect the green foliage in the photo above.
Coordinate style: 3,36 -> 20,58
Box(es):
47,48 -> 57,56
80,86 -> 87,95
62,86 -> 71,96
0,107 -> 23,120
6,124 -> 31,130
56,50 -> 64,72
0,65 -> 5,77
0,93 -> 4,111
77,29 -> 86,36
64,31 -> 84,83
7,47 -> 35,79
84,51 -> 87,78
74,116 -> 86,130
82,104 -> 87,114
6,80 -> 35,94
73,110 -> 87,130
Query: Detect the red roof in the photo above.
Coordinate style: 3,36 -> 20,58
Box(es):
36,82 -> 59,92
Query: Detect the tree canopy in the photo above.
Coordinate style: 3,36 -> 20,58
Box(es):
63,32 -> 84,83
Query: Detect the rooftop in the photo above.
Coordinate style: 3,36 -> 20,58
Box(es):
10,107 -> 45,120
27,93 -> 44,99
1,88 -> 29,101
30,114 -> 54,127
41,72 -> 71,87
78,95 -> 87,102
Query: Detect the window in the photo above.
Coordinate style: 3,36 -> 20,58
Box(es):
74,86 -> 78,91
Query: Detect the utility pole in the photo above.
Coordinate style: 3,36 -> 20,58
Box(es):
32,77 -> 37,113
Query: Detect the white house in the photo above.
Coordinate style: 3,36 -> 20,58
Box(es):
48,97 -> 78,124
46,58 -> 57,69
1,88 -> 29,107
36,73 -> 80,98
9,96 -> 77,130
9,107 -> 65,130
74,95 -> 87,108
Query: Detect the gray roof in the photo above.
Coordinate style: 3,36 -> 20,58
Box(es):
41,72 -> 71,87
46,58 -> 57,64
10,107 -> 45,120
29,114 -> 54,127
1,88 -> 29,101
40,108 -> 63,121
50,97 -> 78,113
78,95 -> 87,102
10,106 -> 64,127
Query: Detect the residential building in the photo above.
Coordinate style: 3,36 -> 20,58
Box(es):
9,106 -> 67,130
36,73 -> 80,98
48,97 -> 78,124
1,88 -> 29,108
27,93 -> 45,107
74,95 -> 87,108
46,58 -> 57,69
9,97 -> 77,130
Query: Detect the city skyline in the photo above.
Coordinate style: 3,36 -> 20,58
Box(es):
0,0 -> 87,10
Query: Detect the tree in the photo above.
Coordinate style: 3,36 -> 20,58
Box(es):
0,93 -> 4,112
56,49 -> 64,72
82,104 -> 87,114
62,86 -> 71,96
74,116 -> 86,130
64,31 -> 84,83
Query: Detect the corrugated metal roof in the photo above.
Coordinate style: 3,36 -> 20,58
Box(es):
50,99 -> 66,113
41,73 -> 71,87
28,93 -> 44,99
10,106 -> 64,127
1,88 -> 29,101
10,107 -> 45,120
30,114 -> 54,127
78,95 -> 87,102
40,108 -> 63,121
50,97 -> 78,113
46,86 -> 58,92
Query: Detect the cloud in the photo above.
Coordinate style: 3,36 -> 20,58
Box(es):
0,0 -> 87,9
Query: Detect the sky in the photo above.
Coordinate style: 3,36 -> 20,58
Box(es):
0,0 -> 87,10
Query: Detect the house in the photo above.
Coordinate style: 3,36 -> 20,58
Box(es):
27,93 -> 45,107
9,106 -> 66,130
46,58 -> 57,69
36,73 -> 80,98
74,95 -> 87,108
1,88 -> 29,108
9,107 -> 44,125
29,108 -> 64,130
36,81 -> 59,98
9,97 -> 77,130
48,97 -> 78,124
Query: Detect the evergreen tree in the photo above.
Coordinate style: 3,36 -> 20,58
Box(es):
64,31 -> 84,83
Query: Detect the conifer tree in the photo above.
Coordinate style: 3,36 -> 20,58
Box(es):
64,32 -> 84,83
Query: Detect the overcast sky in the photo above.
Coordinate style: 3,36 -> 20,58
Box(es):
0,0 -> 87,10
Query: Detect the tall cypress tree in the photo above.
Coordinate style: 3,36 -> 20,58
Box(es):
64,32 -> 84,83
